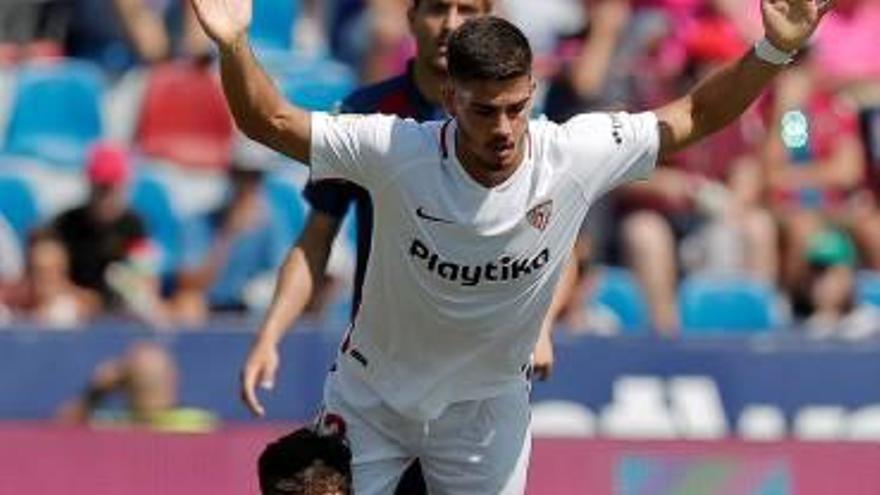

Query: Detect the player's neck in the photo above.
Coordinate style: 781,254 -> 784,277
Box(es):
454,129 -> 526,188
412,59 -> 445,106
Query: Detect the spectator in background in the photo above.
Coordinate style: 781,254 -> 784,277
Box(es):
553,237 -> 624,335
0,0 -> 68,63
52,143 -> 168,326
65,0 -> 210,74
801,229 -> 880,339
763,49 -> 880,298
496,0 -> 586,77
810,0 -> 880,203
546,2 -> 777,333
0,215 -> 23,285
172,143 -> 283,325
326,0 -> 414,82
0,229 -> 100,328
543,0 -> 633,120
363,0 -> 412,82
811,0 -> 880,92
616,23 -> 777,333
57,341 -> 218,431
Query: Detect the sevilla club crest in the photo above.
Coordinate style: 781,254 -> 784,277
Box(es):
526,199 -> 553,232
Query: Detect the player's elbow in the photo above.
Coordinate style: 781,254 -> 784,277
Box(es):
229,97 -> 283,140
235,113 -> 274,145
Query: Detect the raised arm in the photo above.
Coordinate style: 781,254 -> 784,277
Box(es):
190,0 -> 311,163
654,0 -> 833,157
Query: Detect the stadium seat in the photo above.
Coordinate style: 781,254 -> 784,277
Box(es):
250,0 -> 301,52
589,267 -> 651,333
793,406 -> 847,440
2,60 -> 104,169
257,49 -> 319,77
857,271 -> 880,307
135,62 -> 234,171
264,175 -> 308,253
600,376 -> 677,439
847,405 -> 880,441
0,175 -> 40,242
130,176 -> 183,275
737,404 -> 787,440
531,401 -> 596,437
279,59 -> 357,111
667,376 -> 727,439
678,275 -> 779,335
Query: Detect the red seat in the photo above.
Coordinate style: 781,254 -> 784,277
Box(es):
135,62 -> 234,171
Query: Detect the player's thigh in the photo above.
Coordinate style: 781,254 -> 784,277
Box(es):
322,373 -> 414,495
421,385 -> 532,495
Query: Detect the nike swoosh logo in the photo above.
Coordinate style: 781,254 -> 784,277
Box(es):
416,207 -> 455,224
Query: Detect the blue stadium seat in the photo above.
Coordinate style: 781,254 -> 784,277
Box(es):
257,49 -> 317,76
679,275 -> 779,335
130,177 -> 183,275
264,176 -> 307,253
590,267 -> 651,333
280,59 -> 357,111
857,271 -> 880,307
250,0 -> 301,52
3,61 -> 104,169
0,175 -> 40,242
342,209 -> 358,246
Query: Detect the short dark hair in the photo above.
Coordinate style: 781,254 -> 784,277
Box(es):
447,16 -> 532,82
258,428 -> 352,495
412,0 -> 493,11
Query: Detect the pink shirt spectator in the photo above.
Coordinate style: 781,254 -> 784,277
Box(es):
814,0 -> 880,83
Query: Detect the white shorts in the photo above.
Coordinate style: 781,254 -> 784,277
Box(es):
320,369 -> 532,495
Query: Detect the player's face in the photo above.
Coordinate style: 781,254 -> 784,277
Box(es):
446,75 -> 534,172
409,0 -> 489,72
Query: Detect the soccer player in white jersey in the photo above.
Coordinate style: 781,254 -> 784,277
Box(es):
191,0 -> 833,492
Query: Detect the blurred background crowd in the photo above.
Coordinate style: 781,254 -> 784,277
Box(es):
0,0 -> 879,340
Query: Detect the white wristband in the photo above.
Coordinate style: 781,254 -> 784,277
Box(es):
754,38 -> 796,65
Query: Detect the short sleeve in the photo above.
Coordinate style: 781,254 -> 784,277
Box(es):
309,112 -> 399,190
558,111 -> 659,201
302,180 -> 360,218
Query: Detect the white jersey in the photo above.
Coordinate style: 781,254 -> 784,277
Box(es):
310,110 -> 659,420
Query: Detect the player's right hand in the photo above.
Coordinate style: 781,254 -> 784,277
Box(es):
240,340 -> 279,417
189,0 -> 252,50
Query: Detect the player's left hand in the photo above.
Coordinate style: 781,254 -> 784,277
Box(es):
761,0 -> 835,53
532,327 -> 555,381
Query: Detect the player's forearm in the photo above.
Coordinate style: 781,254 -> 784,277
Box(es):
253,247 -> 315,346
255,212 -> 342,346
217,38 -> 312,163
253,242 -> 332,347
658,50 -> 782,155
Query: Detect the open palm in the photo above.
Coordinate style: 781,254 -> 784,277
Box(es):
190,0 -> 252,49
762,0 -> 834,52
